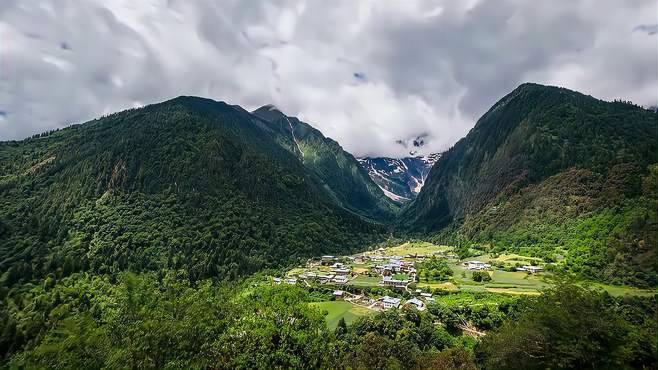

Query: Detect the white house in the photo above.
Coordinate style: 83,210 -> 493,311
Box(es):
405,298 -> 426,311
285,278 -> 297,285
464,261 -> 491,270
379,296 -> 401,309
522,265 -> 544,273
333,290 -> 344,298
333,275 -> 349,284
420,292 -> 433,298
332,268 -> 351,275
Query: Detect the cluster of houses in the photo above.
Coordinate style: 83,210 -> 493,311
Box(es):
371,256 -> 417,275
314,255 -> 419,288
332,289 -> 435,311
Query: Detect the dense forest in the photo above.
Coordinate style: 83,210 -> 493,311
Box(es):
0,97 -> 384,288
403,83 -> 658,287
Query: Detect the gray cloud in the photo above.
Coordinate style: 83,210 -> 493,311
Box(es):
0,0 -> 656,157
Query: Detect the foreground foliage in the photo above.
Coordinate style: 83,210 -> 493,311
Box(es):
1,272 -> 654,369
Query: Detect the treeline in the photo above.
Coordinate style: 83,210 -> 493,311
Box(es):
1,272 -> 655,369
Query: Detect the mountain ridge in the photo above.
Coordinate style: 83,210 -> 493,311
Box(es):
252,104 -> 399,220
401,82 -> 657,286
0,96 -> 385,285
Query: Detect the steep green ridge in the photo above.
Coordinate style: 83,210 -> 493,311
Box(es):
253,105 -> 398,220
0,96 -> 382,286
402,83 -> 657,286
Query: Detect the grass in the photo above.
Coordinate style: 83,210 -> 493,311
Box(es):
488,271 -> 548,288
369,242 -> 450,257
592,283 -> 657,297
418,282 -> 459,292
490,253 -> 543,264
486,287 -> 541,296
392,273 -> 409,281
310,301 -> 374,329
349,275 -> 381,287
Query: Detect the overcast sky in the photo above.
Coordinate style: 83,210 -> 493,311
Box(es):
0,0 -> 656,157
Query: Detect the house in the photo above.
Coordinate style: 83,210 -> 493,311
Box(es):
415,289 -> 423,293
318,274 -> 335,284
273,277 -> 282,285
405,298 -> 426,311
322,255 -> 336,261
381,276 -> 408,287
333,290 -> 344,298
463,261 -> 491,270
333,275 -> 349,284
285,278 -> 297,285
523,265 -> 544,273
379,296 -> 401,309
332,268 -> 351,275
420,292 -> 433,298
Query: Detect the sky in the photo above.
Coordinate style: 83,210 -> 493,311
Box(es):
0,0 -> 656,157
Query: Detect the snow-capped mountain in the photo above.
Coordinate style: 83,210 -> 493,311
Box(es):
358,153 -> 441,202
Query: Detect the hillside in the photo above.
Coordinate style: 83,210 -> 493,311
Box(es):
358,154 -> 441,202
0,97 -> 383,286
252,105 -> 398,220
401,83 -> 658,286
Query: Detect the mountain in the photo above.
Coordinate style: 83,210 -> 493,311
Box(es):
252,104 -> 398,220
0,96 -> 384,285
401,83 -> 658,286
358,153 -> 441,202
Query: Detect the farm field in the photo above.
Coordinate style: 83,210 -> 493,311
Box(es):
592,283 -> 657,297
367,241 -> 450,256
417,281 -> 459,292
349,275 -> 381,287
310,301 -> 375,329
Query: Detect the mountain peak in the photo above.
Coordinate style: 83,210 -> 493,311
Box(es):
252,104 -> 289,122
255,104 -> 281,113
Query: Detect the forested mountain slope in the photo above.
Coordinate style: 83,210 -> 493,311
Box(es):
0,97 -> 382,286
252,105 -> 398,220
401,83 -> 658,286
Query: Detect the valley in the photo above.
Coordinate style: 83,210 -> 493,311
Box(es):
273,241 -> 655,329
1,83 -> 655,369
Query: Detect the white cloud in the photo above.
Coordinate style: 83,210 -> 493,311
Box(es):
0,0 -> 655,157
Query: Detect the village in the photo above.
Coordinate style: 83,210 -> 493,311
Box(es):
271,242 -> 548,317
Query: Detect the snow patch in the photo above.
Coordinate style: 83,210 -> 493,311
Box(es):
377,184 -> 410,202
